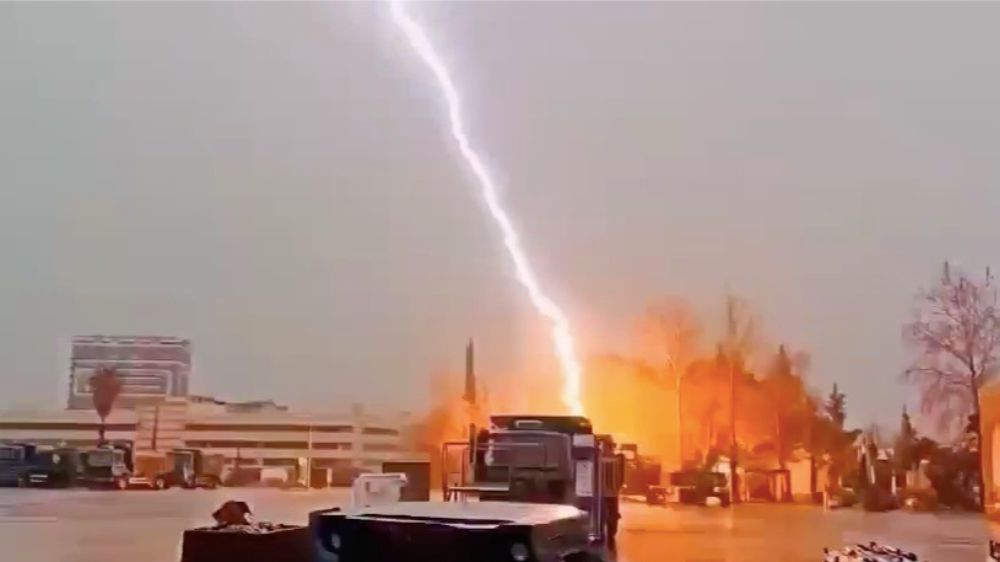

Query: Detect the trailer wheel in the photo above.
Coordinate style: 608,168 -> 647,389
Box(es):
153,477 -> 166,490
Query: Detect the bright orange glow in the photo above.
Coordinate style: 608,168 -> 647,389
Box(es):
582,357 -> 681,465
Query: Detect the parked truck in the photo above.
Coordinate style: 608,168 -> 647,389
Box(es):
166,448 -> 224,489
25,447 -> 83,488
0,442 -> 38,487
450,414 -> 623,547
619,443 -> 665,504
80,442 -> 173,490
668,469 -> 731,506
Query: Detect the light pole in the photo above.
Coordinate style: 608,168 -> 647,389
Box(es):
151,403 -> 160,452
306,423 -> 313,489
665,355 -> 683,471
729,351 -> 738,505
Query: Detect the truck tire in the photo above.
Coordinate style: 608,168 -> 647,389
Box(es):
115,477 -> 128,491
154,477 -> 166,490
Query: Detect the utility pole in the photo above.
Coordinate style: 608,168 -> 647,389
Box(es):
729,353 -> 738,504
675,362 -> 683,470
726,296 -> 740,505
465,339 -> 477,439
666,355 -> 683,470
151,403 -> 160,452
306,423 -> 314,489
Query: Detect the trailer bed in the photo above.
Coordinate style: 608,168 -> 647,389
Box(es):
311,501 -> 594,562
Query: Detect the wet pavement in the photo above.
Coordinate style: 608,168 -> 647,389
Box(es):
0,488 -> 992,562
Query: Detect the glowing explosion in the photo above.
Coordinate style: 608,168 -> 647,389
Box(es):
390,1 -> 584,415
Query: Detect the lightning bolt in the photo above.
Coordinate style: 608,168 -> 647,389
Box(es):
389,1 -> 584,416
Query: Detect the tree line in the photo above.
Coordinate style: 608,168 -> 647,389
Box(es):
632,295 -> 861,501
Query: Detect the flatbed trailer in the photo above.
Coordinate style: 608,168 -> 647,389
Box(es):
310,501 -> 602,562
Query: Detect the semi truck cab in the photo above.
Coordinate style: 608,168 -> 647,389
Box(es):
444,415 -> 623,547
25,448 -> 82,488
0,443 -> 37,487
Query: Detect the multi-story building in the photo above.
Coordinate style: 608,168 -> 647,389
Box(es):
67,335 -> 191,410
0,400 -> 413,484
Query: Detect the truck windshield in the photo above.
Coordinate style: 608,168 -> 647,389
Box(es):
86,450 -> 116,467
33,452 -> 62,466
0,447 -> 23,461
484,433 -> 567,470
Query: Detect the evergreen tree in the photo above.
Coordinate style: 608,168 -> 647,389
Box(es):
895,406 -> 918,471
824,383 -> 847,430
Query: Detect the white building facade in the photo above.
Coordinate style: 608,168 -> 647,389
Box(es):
0,400 -> 413,480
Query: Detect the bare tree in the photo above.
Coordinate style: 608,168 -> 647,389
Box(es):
90,365 -> 122,445
637,297 -> 702,467
724,295 -> 759,504
637,296 -> 702,379
904,262 -> 1000,510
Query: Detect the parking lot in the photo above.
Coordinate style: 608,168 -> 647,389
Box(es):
0,488 -> 993,562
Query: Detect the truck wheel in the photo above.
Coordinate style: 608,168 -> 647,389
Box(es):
153,477 -> 166,490
17,475 -> 28,488
115,477 -> 128,491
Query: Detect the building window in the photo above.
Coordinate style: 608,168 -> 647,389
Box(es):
314,425 -> 354,433
0,422 -> 136,431
185,440 -> 318,450
185,423 -> 352,432
362,443 -> 400,452
313,458 -> 353,469
362,427 -> 399,436
312,442 -> 353,450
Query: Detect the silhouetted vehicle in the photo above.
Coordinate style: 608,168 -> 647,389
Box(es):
166,449 -> 224,489
445,414 -> 623,550
619,443 -> 664,504
80,442 -> 172,490
222,466 -> 260,487
25,447 -> 82,488
669,470 -> 731,506
0,442 -> 38,487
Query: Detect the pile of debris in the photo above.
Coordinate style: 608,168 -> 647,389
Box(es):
823,542 -> 919,562
192,500 -> 297,534
180,501 -> 312,562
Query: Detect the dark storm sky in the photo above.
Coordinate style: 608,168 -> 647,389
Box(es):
2,2 -> 999,429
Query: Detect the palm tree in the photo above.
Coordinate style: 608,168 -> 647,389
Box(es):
90,366 -> 122,445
